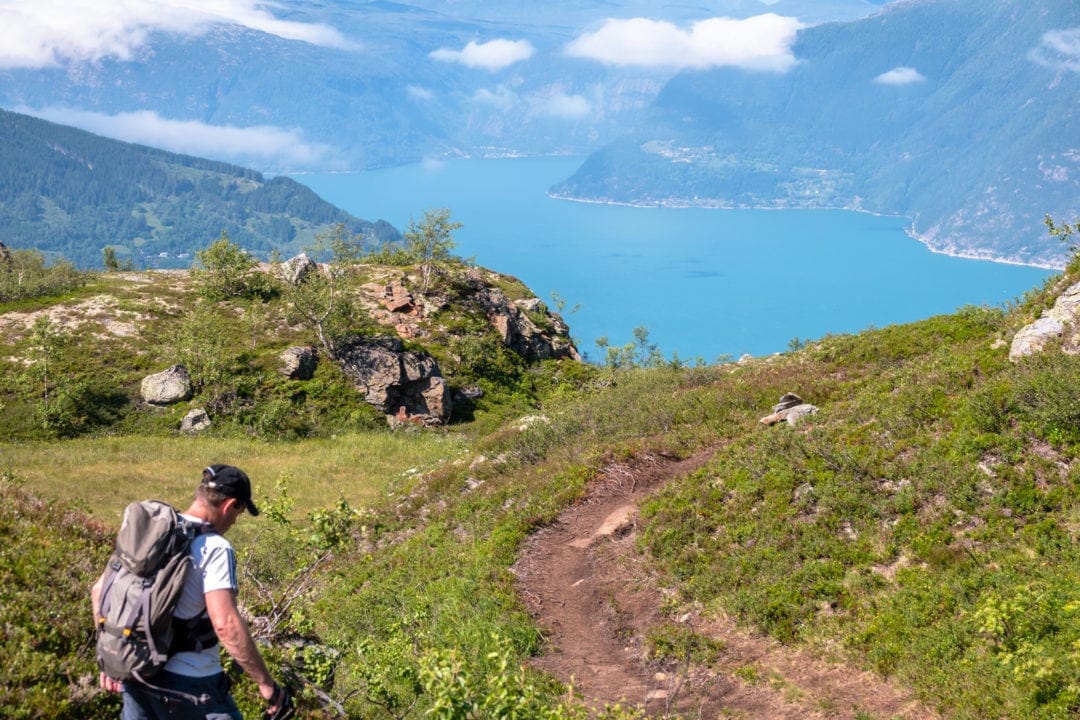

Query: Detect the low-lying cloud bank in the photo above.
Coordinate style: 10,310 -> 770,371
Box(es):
0,0 -> 350,69
22,106 -> 337,169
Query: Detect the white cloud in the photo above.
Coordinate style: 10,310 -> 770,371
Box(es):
0,0 -> 350,69
564,14 -> 803,72
23,106 -> 336,168
407,85 -> 434,102
535,91 -> 591,119
874,66 -> 926,85
430,38 -> 535,71
472,86 -> 518,111
1030,28 -> 1080,73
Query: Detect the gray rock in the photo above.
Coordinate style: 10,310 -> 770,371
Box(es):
783,404 -> 819,426
515,297 -> 545,313
760,393 -> 819,426
1010,279 -> 1080,360
141,365 -> 192,405
278,253 -> 317,285
336,335 -> 452,424
772,392 -> 803,413
280,346 -> 317,380
180,408 -> 211,434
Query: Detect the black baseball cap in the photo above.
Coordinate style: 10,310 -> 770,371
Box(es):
202,464 -> 259,516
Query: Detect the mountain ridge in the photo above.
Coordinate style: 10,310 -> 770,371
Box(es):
552,0 -> 1080,268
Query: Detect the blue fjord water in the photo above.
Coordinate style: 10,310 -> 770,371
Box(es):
294,157 -> 1052,362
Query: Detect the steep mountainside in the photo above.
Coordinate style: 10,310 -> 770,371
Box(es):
553,0 -> 1080,268
0,109 -> 397,268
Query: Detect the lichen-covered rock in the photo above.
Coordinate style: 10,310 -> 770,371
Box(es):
141,364 -> 192,405
475,287 -> 580,361
278,253 -> 317,285
180,408 -> 211,434
280,346 -> 318,380
336,335 -> 452,424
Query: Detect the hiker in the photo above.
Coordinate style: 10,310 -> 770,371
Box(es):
91,464 -> 289,719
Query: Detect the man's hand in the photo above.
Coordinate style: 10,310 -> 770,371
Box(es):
99,672 -> 123,694
263,683 -> 295,720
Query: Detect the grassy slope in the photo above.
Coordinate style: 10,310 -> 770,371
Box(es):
1,260 -> 1078,718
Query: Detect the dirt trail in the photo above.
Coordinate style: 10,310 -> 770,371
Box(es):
514,451 -> 941,719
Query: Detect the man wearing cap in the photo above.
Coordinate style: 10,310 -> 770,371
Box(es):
92,464 -> 289,719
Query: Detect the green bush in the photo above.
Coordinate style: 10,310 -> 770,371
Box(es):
192,232 -> 267,301
0,249 -> 87,303
0,475 -> 116,718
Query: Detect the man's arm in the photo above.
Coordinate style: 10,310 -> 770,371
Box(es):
91,571 -> 124,693
205,588 -> 280,707
90,572 -> 104,618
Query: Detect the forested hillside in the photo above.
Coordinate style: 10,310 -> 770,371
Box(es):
0,109 -> 397,268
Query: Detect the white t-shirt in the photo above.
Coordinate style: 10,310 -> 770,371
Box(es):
164,516 -> 238,677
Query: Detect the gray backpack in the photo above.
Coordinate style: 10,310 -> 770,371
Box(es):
95,500 -> 209,682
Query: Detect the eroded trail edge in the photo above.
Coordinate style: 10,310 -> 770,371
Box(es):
513,451 -> 940,719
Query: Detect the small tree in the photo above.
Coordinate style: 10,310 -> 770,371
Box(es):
317,222 -> 372,267
285,265 -> 346,360
20,315 -> 70,433
102,246 -> 134,272
172,305 -> 235,395
1044,215 -> 1079,250
404,208 -> 462,292
193,231 -> 258,300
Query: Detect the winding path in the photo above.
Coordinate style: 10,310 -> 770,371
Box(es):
514,451 -> 941,719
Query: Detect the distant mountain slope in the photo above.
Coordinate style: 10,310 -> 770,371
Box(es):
0,109 -> 397,268
553,0 -> 1080,268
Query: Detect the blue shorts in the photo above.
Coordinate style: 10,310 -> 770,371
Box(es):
121,671 -> 242,720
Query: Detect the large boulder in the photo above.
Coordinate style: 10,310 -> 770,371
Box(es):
140,364 -> 192,405
279,346 -> 318,380
278,253 -> 317,285
336,335 -> 452,424
1010,279 -> 1080,360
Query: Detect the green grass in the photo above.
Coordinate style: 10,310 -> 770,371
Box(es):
4,258 -> 1080,718
0,432 -> 466,516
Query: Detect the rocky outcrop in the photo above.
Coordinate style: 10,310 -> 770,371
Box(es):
1010,279 -> 1080,360
336,335 -> 452,425
475,287 -> 580,361
140,364 -> 192,405
354,268 -> 580,362
760,392 -> 818,426
279,346 -> 318,380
